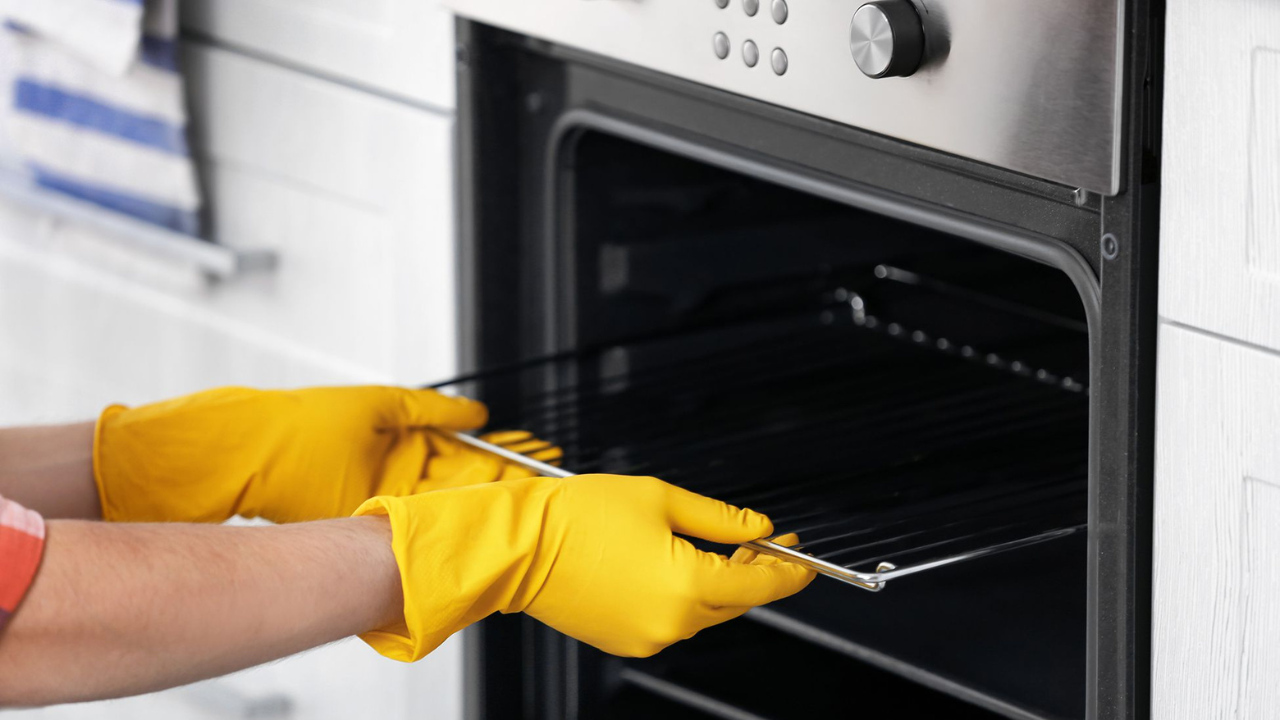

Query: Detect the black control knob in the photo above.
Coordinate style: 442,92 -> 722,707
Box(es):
849,1 -> 924,78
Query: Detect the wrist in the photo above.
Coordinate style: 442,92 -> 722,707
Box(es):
348,515 -> 405,633
352,480 -> 559,662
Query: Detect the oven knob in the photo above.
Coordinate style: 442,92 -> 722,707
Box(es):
849,1 -> 924,79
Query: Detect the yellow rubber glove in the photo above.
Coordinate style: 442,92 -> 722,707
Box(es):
92,385 -> 511,524
418,429 -> 562,491
355,475 -> 816,661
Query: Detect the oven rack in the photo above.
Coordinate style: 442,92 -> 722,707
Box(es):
442,309 -> 1089,592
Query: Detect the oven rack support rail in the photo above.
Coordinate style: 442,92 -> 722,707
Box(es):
449,431 -> 1084,592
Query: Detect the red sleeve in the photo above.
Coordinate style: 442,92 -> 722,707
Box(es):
0,494 -> 45,630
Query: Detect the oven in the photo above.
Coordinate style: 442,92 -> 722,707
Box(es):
443,2 -> 1161,719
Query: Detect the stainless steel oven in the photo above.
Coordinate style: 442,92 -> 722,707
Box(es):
444,2 -> 1162,718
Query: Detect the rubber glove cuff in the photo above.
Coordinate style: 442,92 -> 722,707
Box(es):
354,479 -> 561,662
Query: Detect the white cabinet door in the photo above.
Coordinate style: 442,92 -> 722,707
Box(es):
1160,0 -> 1280,352
0,43 -> 460,417
185,42 -> 458,385
1153,324 -> 1280,720
180,0 -> 456,109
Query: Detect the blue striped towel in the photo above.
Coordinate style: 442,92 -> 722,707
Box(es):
0,0 -> 201,235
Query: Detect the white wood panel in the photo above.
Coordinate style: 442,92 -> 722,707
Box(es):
181,0 -> 455,109
0,44 -> 461,400
1160,0 -> 1280,351
184,44 -> 458,384
1153,324 -> 1280,719
3,45 -> 461,392
0,212 -> 374,424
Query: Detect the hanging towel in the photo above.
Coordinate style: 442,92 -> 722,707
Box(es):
0,0 -> 201,236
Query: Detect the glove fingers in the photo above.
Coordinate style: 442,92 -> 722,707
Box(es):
387,389 -> 488,431
695,549 -> 816,609
480,430 -> 533,445
664,484 -> 773,544
481,431 -> 565,465
498,464 -> 540,482
730,532 -> 800,565
379,430 -> 432,497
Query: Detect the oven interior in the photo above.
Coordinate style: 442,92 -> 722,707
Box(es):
466,130 -> 1093,720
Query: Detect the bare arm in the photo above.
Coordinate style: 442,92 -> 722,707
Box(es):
0,421 -> 100,520
0,516 -> 403,707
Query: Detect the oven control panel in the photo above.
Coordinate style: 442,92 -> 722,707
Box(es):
443,0 -> 1124,195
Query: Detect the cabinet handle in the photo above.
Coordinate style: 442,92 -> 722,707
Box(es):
0,169 -> 277,281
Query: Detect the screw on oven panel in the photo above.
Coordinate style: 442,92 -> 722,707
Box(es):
525,93 -> 545,114
1101,233 -> 1120,260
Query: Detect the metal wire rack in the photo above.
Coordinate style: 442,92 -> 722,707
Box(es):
441,284 -> 1090,591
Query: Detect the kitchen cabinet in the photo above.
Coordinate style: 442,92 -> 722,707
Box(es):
184,43 -> 458,384
0,12 -> 463,720
181,0 -> 456,109
1159,0 -> 1280,354
1154,1 -> 1280,717
1152,324 -> 1280,719
0,41 -> 459,420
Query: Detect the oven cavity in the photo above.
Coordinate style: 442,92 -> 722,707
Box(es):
460,131 -> 1092,720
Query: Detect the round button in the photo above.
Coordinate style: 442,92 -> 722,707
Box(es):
715,0 -> 729,7
713,32 -> 730,59
743,0 -> 759,17
742,40 -> 759,67
849,1 -> 925,78
771,47 -> 788,75
771,0 -> 788,24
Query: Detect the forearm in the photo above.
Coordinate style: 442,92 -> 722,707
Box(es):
0,516 -> 403,707
0,421 -> 100,519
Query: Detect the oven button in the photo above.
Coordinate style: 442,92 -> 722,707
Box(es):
713,32 -> 730,59
715,0 -> 729,7
771,48 -> 788,75
742,39 -> 759,67
743,0 -> 759,17
849,0 -> 924,78
770,0 -> 788,24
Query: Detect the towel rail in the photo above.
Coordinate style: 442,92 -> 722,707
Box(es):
0,170 -> 276,281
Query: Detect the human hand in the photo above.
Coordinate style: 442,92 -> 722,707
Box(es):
93,385 -> 497,523
356,474 -> 815,661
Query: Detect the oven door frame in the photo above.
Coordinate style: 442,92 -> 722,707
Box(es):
456,13 -> 1159,719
